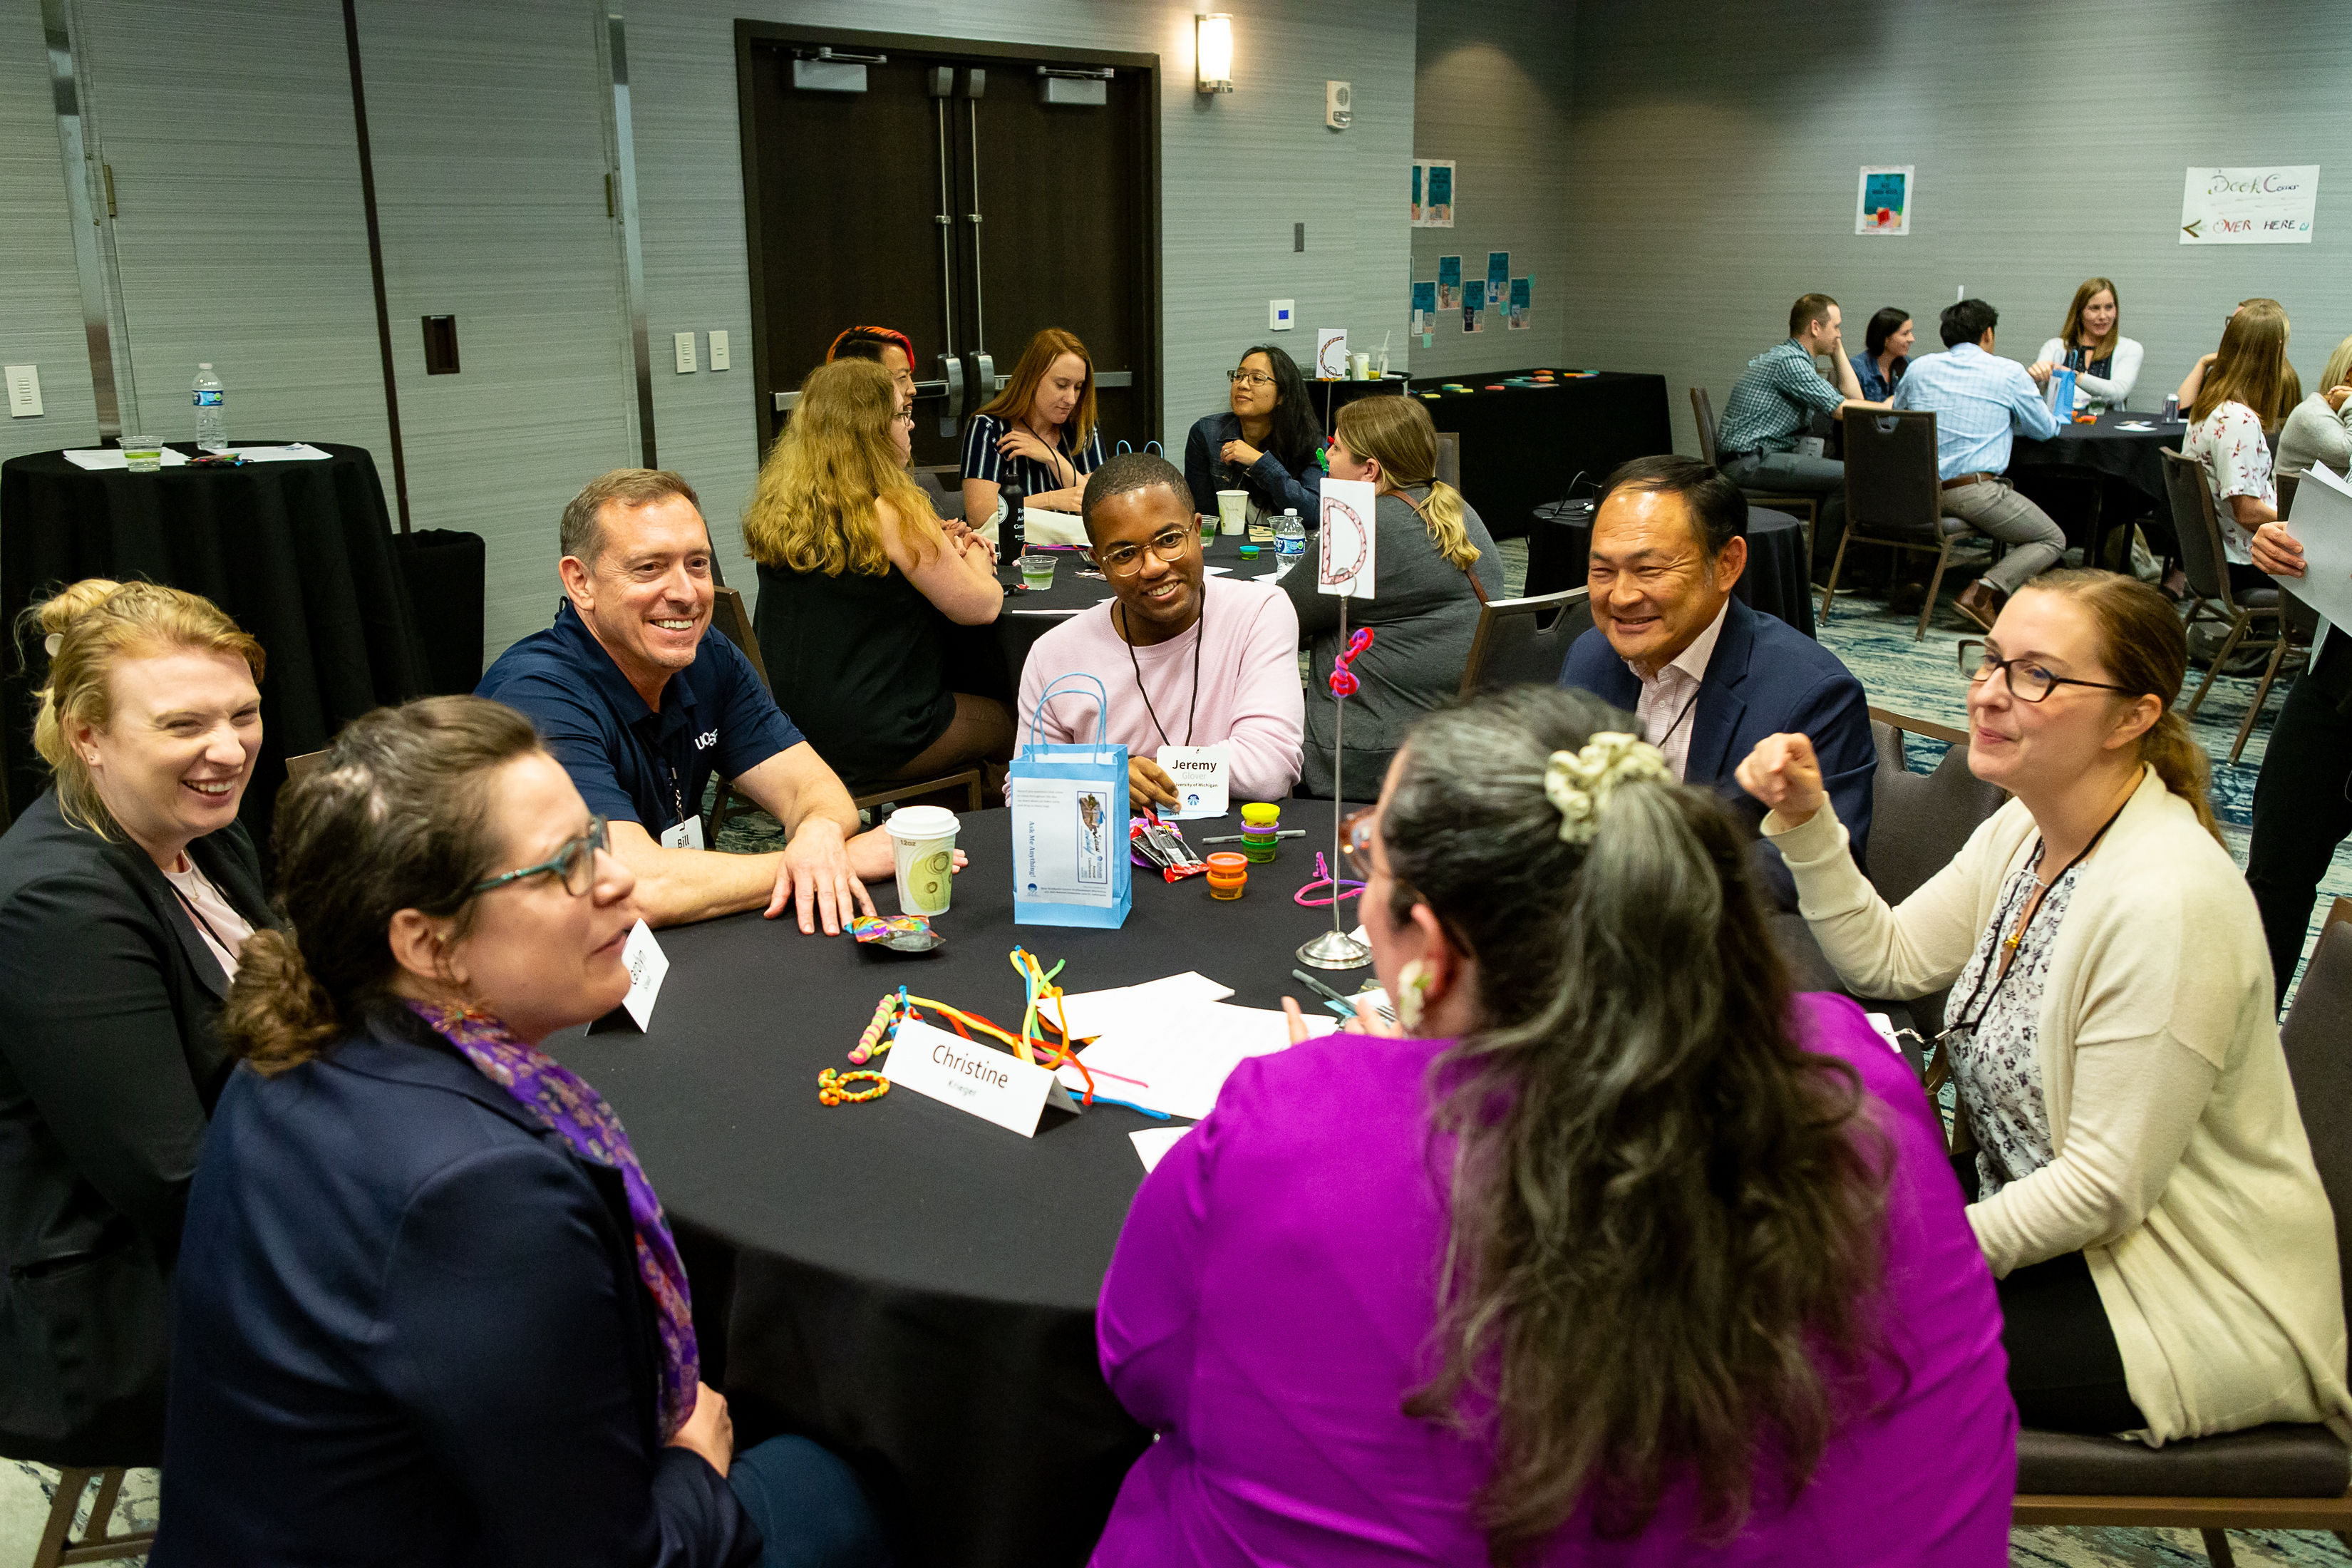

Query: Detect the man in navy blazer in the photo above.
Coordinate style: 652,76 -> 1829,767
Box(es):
1559,456 -> 1873,908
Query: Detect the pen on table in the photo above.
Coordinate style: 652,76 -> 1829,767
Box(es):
1198,830 -> 1305,843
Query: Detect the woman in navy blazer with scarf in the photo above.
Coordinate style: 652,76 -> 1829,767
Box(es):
155,697 -> 887,1568
0,581 -> 275,1467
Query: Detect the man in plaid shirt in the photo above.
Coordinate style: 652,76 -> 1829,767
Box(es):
1716,294 -> 1883,548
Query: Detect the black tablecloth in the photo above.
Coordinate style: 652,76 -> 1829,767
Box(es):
2012,411 -> 2178,505
1527,503 -> 1816,636
546,798 -> 1371,1568
0,443 -> 431,840
1404,370 -> 1672,540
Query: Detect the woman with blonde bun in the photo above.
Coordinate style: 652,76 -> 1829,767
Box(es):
0,578 -> 274,1465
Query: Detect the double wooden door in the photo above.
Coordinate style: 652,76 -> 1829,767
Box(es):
737,24 -> 1161,468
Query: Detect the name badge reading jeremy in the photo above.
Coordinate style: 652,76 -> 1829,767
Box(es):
619,919 -> 670,1030
1155,744 -> 1230,819
887,1017 -> 1070,1137
661,815 -> 706,852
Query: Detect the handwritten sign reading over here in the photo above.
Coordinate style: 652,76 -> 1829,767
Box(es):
2180,166 -> 2319,244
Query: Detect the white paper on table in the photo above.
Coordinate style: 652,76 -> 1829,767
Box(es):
1317,477 -> 1379,598
1130,1125 -> 1192,1172
1056,1001 -> 1336,1120
1051,971 -> 1234,1042
2271,463 -> 2352,631
225,443 -> 333,462
62,448 -> 190,470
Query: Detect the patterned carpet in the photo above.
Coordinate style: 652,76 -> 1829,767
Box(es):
6,542 -> 2345,1567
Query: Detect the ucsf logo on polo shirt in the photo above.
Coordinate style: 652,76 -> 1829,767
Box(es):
695,730 -> 718,751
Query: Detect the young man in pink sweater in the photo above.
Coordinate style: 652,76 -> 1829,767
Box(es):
1016,452 -> 1304,808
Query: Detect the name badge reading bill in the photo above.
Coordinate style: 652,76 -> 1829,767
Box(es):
887,1018 -> 1078,1137
619,919 -> 670,1030
661,815 -> 706,851
1155,744 -> 1230,818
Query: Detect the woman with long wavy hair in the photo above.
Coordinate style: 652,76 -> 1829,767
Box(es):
1092,686 -> 2016,1566
743,356 -> 1010,785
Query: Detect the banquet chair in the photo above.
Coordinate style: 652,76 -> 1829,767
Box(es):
283,750 -> 329,785
1864,708 -> 2006,1062
1457,587 -> 1593,697
914,465 -> 965,522
1689,387 -> 1817,554
2011,918 -> 2352,1565
703,587 -> 770,840
1435,432 -> 1460,491
1821,409 -> 1964,639
2161,450 -> 2299,763
31,1466 -> 153,1567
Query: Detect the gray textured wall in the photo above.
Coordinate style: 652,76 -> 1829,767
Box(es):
1408,0 -> 1574,375
1564,0 -> 2352,457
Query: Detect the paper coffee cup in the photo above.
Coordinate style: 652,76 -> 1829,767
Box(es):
885,805 -> 959,917
1216,489 -> 1249,535
1350,351 -> 1372,380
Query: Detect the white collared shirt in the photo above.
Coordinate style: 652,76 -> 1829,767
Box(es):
1623,599 -> 1730,782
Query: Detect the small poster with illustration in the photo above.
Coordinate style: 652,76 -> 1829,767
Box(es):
1856,165 -> 1912,235
1485,250 -> 1510,305
1423,160 -> 1454,226
1411,280 -> 1437,333
1507,277 -> 1531,330
1437,254 -> 1463,308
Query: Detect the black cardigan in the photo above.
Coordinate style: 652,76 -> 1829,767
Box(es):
0,789 -> 275,1465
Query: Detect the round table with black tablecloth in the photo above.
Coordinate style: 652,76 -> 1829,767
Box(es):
2011,411 -> 2182,562
1404,371 -> 1673,540
545,796 -> 1919,1568
0,443 -> 432,840
1527,502 -> 1817,636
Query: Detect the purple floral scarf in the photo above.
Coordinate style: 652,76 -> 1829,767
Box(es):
407,1000 -> 698,1441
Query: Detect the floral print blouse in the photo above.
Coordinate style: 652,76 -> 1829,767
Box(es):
1944,846 -> 2083,1198
2185,400 -> 2275,567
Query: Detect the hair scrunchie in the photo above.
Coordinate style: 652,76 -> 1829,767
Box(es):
1542,732 -> 1671,845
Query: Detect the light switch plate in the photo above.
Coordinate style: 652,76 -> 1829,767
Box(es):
4,363 -> 41,418
673,331 -> 697,373
708,330 -> 731,371
1269,299 -> 1295,331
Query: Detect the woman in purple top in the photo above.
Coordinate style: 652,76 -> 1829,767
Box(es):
1093,686 -> 2015,1565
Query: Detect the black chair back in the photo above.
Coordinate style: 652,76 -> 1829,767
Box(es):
1458,587 -> 1594,697
2281,918 -> 2352,1314
1864,717 -> 2006,907
1841,410 -> 1941,539
1435,432 -> 1461,490
915,465 -> 966,522
711,585 -> 769,691
2161,448 -> 2235,609
1690,387 -> 1724,465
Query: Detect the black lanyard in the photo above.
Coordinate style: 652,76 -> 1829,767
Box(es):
1120,592 -> 1205,750
666,761 -> 691,830
1940,795 -> 2130,1043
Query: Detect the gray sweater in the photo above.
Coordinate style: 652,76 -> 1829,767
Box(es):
1280,487 -> 1504,798
2276,392 -> 2352,478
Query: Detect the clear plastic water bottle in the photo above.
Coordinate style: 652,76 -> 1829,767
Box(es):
1274,508 -> 1306,571
192,364 -> 226,452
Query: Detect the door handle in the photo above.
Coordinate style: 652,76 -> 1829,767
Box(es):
963,352 -> 995,416
939,354 -> 964,438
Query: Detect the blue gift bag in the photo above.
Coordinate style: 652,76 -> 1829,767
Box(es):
1009,674 -> 1132,929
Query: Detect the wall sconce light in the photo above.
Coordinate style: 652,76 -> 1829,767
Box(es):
1197,13 -> 1233,94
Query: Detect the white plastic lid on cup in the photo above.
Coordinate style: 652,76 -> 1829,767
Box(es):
884,805 -> 959,840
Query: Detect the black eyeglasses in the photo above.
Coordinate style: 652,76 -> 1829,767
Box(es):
472,817 -> 609,897
1227,369 -> 1276,388
1097,520 -> 1199,576
1959,641 -> 2135,704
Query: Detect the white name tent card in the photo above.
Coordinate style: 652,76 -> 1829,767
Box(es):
1155,743 -> 1229,818
886,1017 -> 1078,1138
619,920 -> 670,1029
1317,477 -> 1378,599
1130,1125 -> 1192,1173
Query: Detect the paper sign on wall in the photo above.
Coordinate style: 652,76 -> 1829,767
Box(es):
2181,165 -> 2319,244
1318,477 -> 1378,598
1315,328 -> 1348,378
1410,280 -> 1436,333
1485,251 -> 1510,305
1507,277 -> 1532,331
1422,160 -> 1453,226
885,1017 -> 1076,1138
1857,165 -> 1912,235
1436,254 -> 1462,309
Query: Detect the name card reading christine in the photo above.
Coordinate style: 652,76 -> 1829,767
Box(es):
885,1018 -> 1063,1137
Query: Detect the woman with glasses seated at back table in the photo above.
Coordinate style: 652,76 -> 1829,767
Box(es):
1281,394 -> 1502,798
744,357 -> 1011,790
153,697 -> 889,1567
1182,344 -> 1322,524
1738,570 -> 2351,1443
1094,685 -> 2015,1563
959,326 -> 1104,545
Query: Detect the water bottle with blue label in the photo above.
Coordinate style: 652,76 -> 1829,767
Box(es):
1274,508 -> 1306,572
192,364 -> 227,452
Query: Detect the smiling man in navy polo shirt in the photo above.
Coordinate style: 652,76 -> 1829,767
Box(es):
479,468 -> 897,932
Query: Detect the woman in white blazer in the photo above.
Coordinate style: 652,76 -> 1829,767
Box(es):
1738,569 -> 2349,1445
2035,277 -> 2143,414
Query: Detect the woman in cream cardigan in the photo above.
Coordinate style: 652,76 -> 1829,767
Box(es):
1738,569 -> 2349,1444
